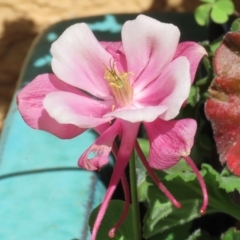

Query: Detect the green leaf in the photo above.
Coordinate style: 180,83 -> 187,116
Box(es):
164,158 -> 196,181
135,138 -> 149,201
219,167 -> 240,192
231,18 -> 240,32
221,227 -> 240,240
148,222 -> 192,240
89,200 -> 134,240
187,229 -> 215,240
140,162 -> 240,239
137,138 -> 149,158
188,85 -> 200,107
211,0 -> 234,24
141,161 -> 203,238
196,76 -> 208,86
216,0 -> 235,15
209,37 -> 222,54
194,3 -> 212,26
148,223 -> 216,240
211,5 -> 228,24
138,176 -> 151,202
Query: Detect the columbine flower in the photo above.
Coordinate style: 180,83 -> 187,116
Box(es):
17,15 -> 207,239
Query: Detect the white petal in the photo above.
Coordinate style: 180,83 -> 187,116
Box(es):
51,23 -> 113,99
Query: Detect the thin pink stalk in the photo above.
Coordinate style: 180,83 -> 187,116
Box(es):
93,124 -> 131,238
91,152 -> 129,239
135,140 -> 181,208
183,156 -> 208,214
108,143 -> 131,238
91,121 -> 139,240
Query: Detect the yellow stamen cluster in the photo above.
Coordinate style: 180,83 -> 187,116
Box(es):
104,60 -> 133,107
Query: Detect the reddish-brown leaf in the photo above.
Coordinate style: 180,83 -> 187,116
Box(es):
205,32 -> 240,176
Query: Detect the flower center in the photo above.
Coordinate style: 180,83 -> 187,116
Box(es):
104,60 -> 133,107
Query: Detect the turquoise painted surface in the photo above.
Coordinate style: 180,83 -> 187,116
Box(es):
0,94 -> 107,240
0,14 -> 123,240
87,15 -> 122,32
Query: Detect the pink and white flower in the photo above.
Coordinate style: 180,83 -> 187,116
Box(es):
17,15 -> 207,239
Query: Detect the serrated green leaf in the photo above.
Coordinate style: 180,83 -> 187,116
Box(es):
141,163 -> 240,238
188,229 -> 204,240
211,5 -> 228,24
149,222 -> 192,240
138,177 -> 151,202
194,4 -> 212,26
143,195 -> 202,238
215,0 -> 235,15
164,158 -> 196,181
221,227 -> 240,240
188,228 -> 218,240
142,161 -> 205,238
148,222 -> 217,240
219,167 -> 240,192
89,200 -> 134,240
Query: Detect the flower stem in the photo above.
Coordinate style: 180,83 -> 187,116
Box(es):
184,156 -> 208,214
135,140 -> 181,209
108,143 -> 131,238
129,150 -> 141,240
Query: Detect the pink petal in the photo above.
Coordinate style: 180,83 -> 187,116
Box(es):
17,73 -> 85,139
103,104 -> 168,123
51,23 -> 113,100
135,57 -> 191,121
100,41 -> 128,73
91,120 -> 140,240
78,120 -> 121,171
108,173 -> 130,238
38,111 -> 85,139
108,143 -> 131,237
174,42 -> 207,83
43,91 -> 114,128
122,14 -> 180,91
94,122 -> 111,135
144,118 -> 197,170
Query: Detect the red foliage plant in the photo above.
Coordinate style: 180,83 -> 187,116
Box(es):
205,31 -> 240,176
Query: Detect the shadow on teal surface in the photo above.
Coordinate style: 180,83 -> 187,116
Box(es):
0,98 -> 108,240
